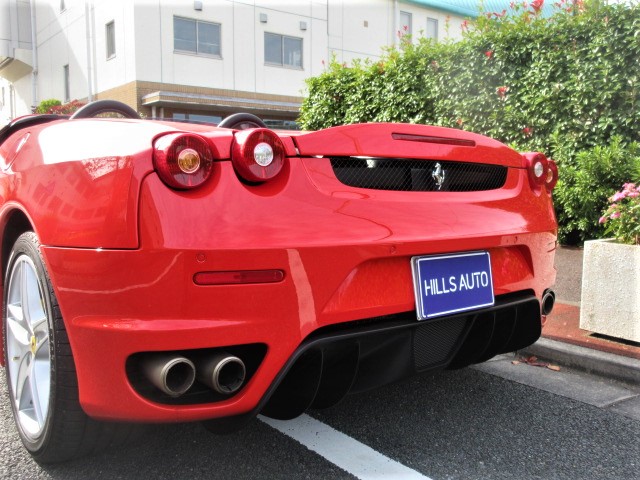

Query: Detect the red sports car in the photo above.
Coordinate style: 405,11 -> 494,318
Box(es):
0,100 -> 557,462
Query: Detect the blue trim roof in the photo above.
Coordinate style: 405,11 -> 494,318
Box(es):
402,0 -> 555,18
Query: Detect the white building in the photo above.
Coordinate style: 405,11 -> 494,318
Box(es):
1,0 -> 479,125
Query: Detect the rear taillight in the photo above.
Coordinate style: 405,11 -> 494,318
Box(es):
231,128 -> 285,183
523,152 -> 557,191
546,159 -> 558,190
153,133 -> 214,189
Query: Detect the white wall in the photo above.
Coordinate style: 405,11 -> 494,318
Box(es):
254,3 -> 324,96
398,1 -> 466,43
35,0 -> 89,102
132,0 -> 329,97
328,0 -> 394,64
2,0 -> 474,118
0,74 -> 30,118
92,0 -> 137,93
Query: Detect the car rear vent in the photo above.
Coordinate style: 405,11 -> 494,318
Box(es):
330,157 -> 508,192
413,316 -> 469,370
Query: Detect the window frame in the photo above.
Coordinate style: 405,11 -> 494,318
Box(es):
173,16 -> 222,58
106,21 -> 116,60
426,17 -> 438,41
400,11 -> 412,36
264,32 -> 303,70
63,64 -> 70,103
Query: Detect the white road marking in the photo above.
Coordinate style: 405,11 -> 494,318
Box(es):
259,414 -> 433,480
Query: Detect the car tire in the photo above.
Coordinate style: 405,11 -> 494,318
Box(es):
3,232 -> 136,463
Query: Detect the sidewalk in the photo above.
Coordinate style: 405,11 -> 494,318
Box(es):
519,246 -> 640,385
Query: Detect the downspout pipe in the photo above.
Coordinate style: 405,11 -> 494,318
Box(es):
393,0 -> 399,47
85,0 -> 93,102
29,0 -> 37,112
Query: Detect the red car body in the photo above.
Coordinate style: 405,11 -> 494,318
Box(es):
0,108 -> 557,438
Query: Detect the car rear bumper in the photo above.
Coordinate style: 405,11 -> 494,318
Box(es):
40,160 -> 557,422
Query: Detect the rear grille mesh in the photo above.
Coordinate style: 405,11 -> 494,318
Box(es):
330,157 -> 508,192
413,316 -> 468,370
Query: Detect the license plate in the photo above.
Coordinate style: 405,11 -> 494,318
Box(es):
411,251 -> 494,320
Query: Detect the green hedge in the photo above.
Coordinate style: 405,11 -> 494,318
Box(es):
299,0 -> 640,244
36,99 -> 61,114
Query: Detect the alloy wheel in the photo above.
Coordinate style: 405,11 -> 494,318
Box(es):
5,254 -> 51,440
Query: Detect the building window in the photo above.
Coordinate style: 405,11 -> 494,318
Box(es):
173,17 -> 221,57
263,118 -> 300,131
63,65 -> 70,102
426,17 -> 438,41
106,21 -> 116,59
172,113 -> 222,124
264,33 -> 302,69
400,11 -> 412,36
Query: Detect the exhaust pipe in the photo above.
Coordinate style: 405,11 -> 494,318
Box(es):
197,353 -> 246,395
142,354 -> 196,397
541,289 -> 556,316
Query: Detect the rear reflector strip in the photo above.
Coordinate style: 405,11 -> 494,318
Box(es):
392,133 -> 476,147
194,270 -> 285,286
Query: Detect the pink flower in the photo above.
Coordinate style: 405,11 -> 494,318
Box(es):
461,20 -> 469,31
523,127 -> 533,136
497,86 -> 508,98
602,182 -> 640,244
612,191 -> 627,202
599,216 -> 607,224
531,0 -> 544,13
485,50 -> 493,59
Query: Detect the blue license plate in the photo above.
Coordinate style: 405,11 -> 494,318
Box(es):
412,251 -> 494,320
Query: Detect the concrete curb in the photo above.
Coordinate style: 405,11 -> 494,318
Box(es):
519,338 -> 640,386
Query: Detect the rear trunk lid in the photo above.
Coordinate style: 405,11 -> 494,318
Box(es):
288,123 -> 524,168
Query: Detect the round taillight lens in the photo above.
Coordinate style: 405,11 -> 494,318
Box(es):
546,160 -> 558,190
177,148 -> 201,173
254,142 -> 275,166
153,133 -> 214,189
232,129 -> 285,183
523,152 -> 549,188
533,161 -> 545,179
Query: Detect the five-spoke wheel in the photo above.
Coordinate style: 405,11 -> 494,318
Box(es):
5,253 -> 52,440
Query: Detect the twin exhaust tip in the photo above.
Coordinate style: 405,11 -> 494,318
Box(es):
196,354 -> 247,395
141,352 -> 246,398
541,289 -> 556,316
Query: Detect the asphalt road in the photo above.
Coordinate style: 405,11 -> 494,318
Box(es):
1,360 -> 638,480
